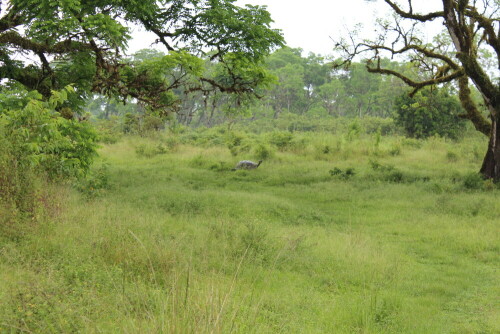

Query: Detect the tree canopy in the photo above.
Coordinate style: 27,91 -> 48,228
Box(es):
0,0 -> 284,113
338,0 -> 500,179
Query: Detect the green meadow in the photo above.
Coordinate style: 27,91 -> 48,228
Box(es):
1,128 -> 499,333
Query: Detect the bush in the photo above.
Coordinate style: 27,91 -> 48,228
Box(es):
394,87 -> 466,139
0,138 -> 40,217
401,138 -> 423,149
123,112 -> 140,134
188,154 -> 216,169
73,163 -> 110,199
226,131 -> 251,156
143,114 -> 165,132
208,161 -> 232,172
0,86 -> 98,223
362,117 -> 398,135
253,143 -> 273,160
462,172 -> 485,190
162,136 -> 180,152
346,119 -> 362,141
267,131 -> 294,150
389,145 -> 402,156
1,87 -> 98,179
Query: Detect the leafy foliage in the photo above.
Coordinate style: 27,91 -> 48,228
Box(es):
1,0 -> 284,113
394,87 -> 466,139
1,86 -> 98,178
0,87 -> 98,220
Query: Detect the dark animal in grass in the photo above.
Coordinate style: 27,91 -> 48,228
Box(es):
232,160 -> 262,171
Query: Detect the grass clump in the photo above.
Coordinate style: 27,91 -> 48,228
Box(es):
135,142 -> 169,158
329,167 -> 356,179
462,172 -> 488,190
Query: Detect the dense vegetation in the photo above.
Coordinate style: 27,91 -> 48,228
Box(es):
89,47 -> 468,139
1,123 -> 499,333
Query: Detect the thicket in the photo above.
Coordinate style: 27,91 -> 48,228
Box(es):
0,87 -> 98,232
394,88 -> 466,139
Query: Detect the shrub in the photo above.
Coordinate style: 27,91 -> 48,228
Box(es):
401,138 -> 423,149
1,87 -> 98,179
0,138 -> 40,217
73,163 -> 110,199
346,119 -> 362,141
369,160 -> 427,183
226,131 -> 251,156
267,131 -> 294,150
462,172 -> 485,190
330,167 -> 343,176
189,155 -> 212,169
362,117 -> 398,135
162,136 -> 179,152
94,117 -> 122,144
253,143 -> 273,160
394,87 -> 466,139
0,86 -> 98,222
123,112 -> 140,134
143,114 -> 165,132
290,137 -> 309,152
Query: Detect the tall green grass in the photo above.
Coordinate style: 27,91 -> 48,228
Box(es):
1,130 -> 498,333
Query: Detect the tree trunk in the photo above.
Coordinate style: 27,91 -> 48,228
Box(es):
480,118 -> 500,181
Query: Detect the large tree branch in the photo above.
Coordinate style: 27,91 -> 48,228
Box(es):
360,42 -> 461,69
0,6 -> 24,33
0,31 -> 93,54
384,0 -> 444,22
439,1 -> 500,113
366,58 -> 464,95
464,6 -> 500,56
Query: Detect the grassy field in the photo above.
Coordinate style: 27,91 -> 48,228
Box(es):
1,130 -> 499,333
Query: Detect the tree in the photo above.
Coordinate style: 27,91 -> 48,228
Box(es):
0,0 -> 284,114
394,86 -> 466,139
343,62 -> 382,117
265,48 -> 307,117
337,0 -> 500,180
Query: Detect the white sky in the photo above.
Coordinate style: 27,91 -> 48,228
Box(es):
127,0 -> 444,56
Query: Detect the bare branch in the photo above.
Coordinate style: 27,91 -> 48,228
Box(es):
384,0 -> 444,22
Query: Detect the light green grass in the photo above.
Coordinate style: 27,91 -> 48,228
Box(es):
1,132 -> 499,333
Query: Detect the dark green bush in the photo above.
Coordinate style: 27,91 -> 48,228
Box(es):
329,167 -> 356,179
462,172 -> 485,190
394,87 -> 466,139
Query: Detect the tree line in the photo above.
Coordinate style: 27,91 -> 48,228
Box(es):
88,46 -> 468,140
